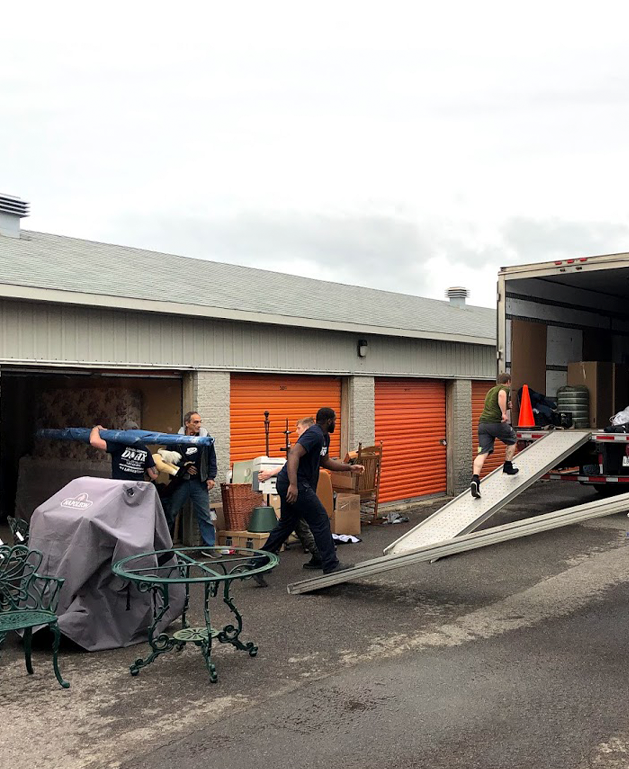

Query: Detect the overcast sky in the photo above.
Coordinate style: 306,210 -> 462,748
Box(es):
3,1 -> 629,308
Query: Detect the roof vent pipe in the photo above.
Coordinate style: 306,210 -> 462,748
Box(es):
0,194 -> 29,238
446,286 -> 468,308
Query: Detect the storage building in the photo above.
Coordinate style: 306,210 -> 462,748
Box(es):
0,195 -> 497,519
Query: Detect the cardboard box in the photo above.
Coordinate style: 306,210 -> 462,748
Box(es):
316,471 -> 334,518
264,479 -> 334,519
211,502 -> 225,533
331,493 -> 361,537
567,361 -> 613,429
217,530 -> 269,549
329,470 -> 357,492
268,493 -> 282,517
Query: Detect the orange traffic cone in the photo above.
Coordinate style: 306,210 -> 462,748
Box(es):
518,384 -> 535,428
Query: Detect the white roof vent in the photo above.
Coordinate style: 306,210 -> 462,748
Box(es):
0,194 -> 29,238
446,286 -> 468,308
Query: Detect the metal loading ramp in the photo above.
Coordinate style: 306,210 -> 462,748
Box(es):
383,430 -> 592,556
287,489 -> 629,594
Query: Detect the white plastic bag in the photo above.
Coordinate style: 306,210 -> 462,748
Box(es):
611,407 -> 629,426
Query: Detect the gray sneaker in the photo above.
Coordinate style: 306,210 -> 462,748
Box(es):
323,562 -> 354,575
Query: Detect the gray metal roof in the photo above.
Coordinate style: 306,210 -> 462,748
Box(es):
0,230 -> 496,345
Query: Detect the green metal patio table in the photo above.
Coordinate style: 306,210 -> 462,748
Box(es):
112,546 -> 278,683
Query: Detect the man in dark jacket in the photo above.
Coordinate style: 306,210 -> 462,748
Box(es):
163,411 -> 217,546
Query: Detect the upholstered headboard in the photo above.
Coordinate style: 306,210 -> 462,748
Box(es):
34,387 -> 143,462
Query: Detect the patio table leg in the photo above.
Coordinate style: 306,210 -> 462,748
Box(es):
199,583 -> 218,682
130,584 -> 179,676
217,580 -> 258,657
200,638 -> 218,683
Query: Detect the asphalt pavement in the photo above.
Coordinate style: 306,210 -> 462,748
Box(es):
4,481 -> 629,769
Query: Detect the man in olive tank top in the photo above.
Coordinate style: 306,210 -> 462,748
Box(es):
471,373 -> 519,498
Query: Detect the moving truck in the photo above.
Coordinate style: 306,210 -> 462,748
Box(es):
497,252 -> 629,493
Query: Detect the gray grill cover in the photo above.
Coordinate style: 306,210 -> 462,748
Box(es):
29,477 -> 185,651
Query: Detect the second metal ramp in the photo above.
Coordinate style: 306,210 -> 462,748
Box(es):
288,488 -> 629,594
384,429 -> 592,556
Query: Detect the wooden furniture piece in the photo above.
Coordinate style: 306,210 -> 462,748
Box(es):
330,442 -> 383,524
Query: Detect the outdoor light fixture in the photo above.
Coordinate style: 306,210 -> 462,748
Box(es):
357,339 -> 368,358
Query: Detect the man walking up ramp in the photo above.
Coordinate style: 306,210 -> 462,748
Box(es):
384,430 -> 592,556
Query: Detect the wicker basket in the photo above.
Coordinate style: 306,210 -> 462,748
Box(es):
220,483 -> 264,531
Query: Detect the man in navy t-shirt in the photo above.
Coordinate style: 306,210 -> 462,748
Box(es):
257,407 -> 364,579
89,422 -> 158,482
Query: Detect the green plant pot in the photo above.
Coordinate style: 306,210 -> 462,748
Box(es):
248,506 -> 278,533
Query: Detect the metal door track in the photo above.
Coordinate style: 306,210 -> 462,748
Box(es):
287,489 -> 629,594
384,430 -> 592,556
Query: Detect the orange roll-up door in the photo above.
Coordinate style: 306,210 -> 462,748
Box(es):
375,378 -> 447,503
230,374 -> 342,464
472,380 -> 507,476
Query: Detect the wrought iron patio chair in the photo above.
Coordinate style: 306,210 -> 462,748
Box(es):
0,544 -> 69,688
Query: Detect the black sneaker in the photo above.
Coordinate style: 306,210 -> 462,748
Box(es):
302,557 -> 323,570
503,463 -> 519,476
470,478 -> 481,498
251,573 -> 268,588
323,562 -> 354,575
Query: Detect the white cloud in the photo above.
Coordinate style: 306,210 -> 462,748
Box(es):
2,0 -> 629,308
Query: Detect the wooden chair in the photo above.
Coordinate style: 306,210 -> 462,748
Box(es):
331,442 -> 383,524
0,545 -> 69,688
354,442 -> 383,523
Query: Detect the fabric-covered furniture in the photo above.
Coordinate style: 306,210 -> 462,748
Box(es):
28,477 -> 184,652
34,387 -> 143,463
14,387 -> 142,520
0,544 -> 69,689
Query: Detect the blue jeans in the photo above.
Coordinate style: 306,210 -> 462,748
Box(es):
164,479 -> 215,547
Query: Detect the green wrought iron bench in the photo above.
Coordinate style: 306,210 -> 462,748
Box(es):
0,545 -> 70,688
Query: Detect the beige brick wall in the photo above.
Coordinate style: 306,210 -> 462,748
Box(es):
348,376 -> 375,449
446,379 -> 473,495
183,370 -> 230,502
